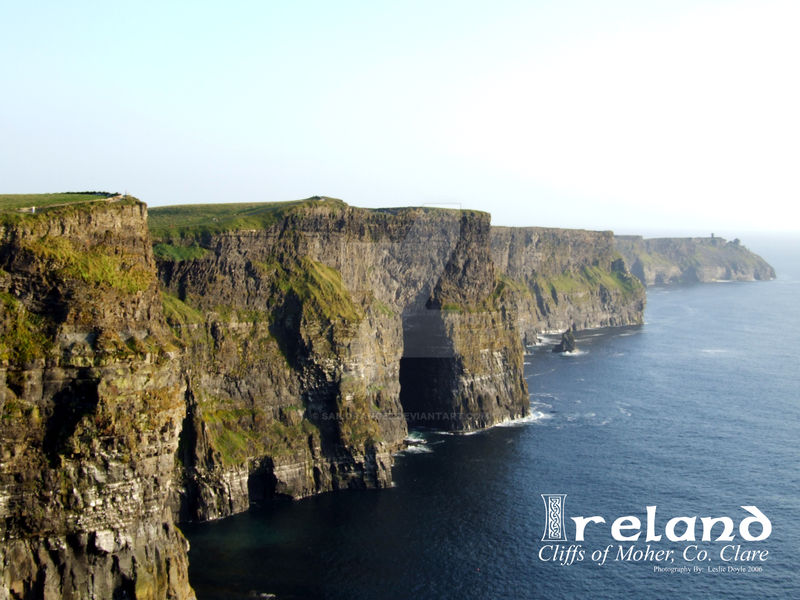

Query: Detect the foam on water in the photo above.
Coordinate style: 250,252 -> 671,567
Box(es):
435,409 -> 552,436
396,444 -> 433,455
494,410 -> 552,427
558,349 -> 586,357
404,431 -> 428,443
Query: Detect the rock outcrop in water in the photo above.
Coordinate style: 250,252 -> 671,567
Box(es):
0,199 -> 194,598
614,235 -> 776,285
491,227 -> 646,345
552,330 -> 577,353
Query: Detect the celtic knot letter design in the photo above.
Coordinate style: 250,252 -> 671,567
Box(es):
541,494 -> 568,542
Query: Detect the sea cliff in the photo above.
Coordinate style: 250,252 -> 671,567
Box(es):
0,197 -> 193,599
2,193 -> 769,597
491,227 -> 646,344
615,235 -> 775,285
151,199 -> 528,521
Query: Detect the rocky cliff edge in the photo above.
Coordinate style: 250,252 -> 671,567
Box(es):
0,198 -> 194,599
151,198 -> 529,521
615,235 -> 776,286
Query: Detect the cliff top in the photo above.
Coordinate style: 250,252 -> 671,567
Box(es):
149,196 -> 489,240
616,234 -> 732,243
493,225 -> 614,236
615,235 -> 758,253
148,196 -> 348,239
0,192 -> 120,212
0,192 -> 138,225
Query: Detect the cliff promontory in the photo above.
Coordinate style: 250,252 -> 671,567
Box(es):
615,235 -> 776,285
0,195 -> 194,599
150,198 -> 528,521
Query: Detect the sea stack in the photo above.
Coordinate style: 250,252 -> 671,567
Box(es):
553,329 -> 577,353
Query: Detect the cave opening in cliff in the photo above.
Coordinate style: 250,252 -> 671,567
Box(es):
42,371 -> 100,467
398,304 -> 458,430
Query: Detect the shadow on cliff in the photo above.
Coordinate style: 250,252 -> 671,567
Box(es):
43,371 -> 100,467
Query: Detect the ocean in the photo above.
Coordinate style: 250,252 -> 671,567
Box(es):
183,237 -> 800,599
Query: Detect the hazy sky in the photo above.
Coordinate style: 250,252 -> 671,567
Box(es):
2,0 -> 798,234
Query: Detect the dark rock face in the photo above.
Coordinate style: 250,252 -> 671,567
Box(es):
154,202 -> 529,521
614,236 -> 776,286
0,201 -> 194,598
552,330 -> 576,353
491,227 -> 646,344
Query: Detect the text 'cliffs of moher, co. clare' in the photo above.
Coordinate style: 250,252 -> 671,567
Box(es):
0,193 -> 774,598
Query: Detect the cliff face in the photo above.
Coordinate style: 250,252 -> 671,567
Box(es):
0,200 -> 193,598
0,194 -> 689,595
615,236 -> 776,286
491,227 -> 646,343
152,199 -> 528,521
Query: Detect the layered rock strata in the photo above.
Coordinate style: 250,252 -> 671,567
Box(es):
0,200 -> 193,598
3,194 -> 739,596
491,227 -> 646,344
152,199 -> 529,521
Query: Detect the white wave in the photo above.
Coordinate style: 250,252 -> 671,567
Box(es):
700,348 -> 728,354
529,367 -> 557,377
404,431 -> 428,443
523,361 -> 532,365
495,410 -> 552,427
435,409 -> 553,436
396,444 -> 433,455
530,401 -> 553,410
558,349 -> 586,357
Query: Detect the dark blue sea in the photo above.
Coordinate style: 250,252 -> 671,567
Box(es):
183,236 -> 800,600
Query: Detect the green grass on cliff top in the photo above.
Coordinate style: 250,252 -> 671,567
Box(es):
148,196 -> 348,239
0,192 -> 118,213
148,196 -> 489,240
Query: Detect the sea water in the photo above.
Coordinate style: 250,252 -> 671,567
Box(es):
183,237 -> 800,599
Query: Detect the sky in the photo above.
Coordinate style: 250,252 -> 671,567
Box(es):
1,0 -> 798,235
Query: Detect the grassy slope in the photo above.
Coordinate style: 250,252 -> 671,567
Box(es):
528,264 -> 642,306
148,196 -> 488,242
0,192 -> 117,213
148,196 -> 347,240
